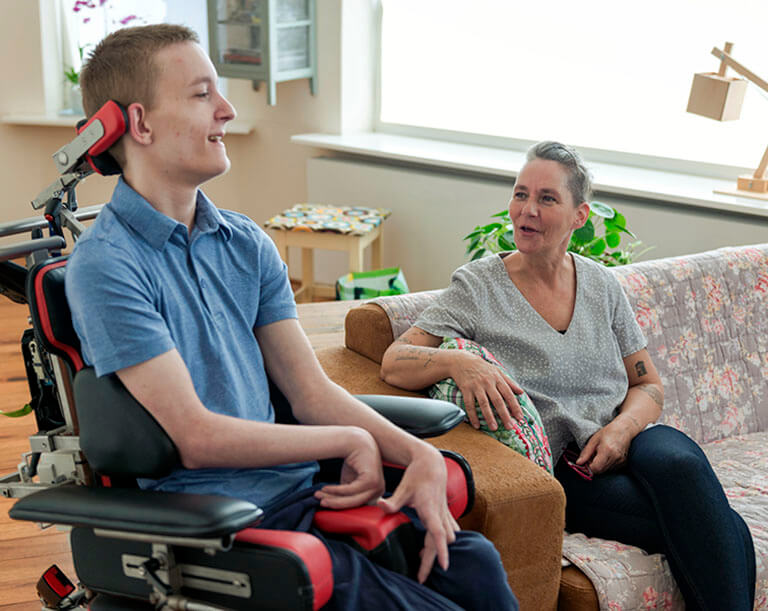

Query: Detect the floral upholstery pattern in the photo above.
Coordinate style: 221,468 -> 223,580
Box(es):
556,245 -> 768,610
562,431 -> 768,610
371,245 -> 768,610
613,245 -> 768,445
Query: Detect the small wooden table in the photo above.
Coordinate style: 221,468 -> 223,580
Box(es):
267,202 -> 390,304
270,226 -> 383,303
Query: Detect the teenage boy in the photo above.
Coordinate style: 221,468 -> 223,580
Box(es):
65,24 -> 517,610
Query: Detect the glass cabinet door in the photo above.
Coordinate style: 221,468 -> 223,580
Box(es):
213,0 -> 264,70
208,0 -> 316,104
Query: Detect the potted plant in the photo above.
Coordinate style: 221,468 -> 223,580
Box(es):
62,46 -> 87,115
464,201 -> 651,266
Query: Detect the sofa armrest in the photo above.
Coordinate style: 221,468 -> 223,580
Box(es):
316,346 -> 565,611
427,426 -> 565,611
344,303 -> 393,363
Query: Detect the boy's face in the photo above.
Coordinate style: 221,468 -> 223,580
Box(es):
141,42 -> 236,188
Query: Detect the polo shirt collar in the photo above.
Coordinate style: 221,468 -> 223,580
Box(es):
108,177 -> 232,250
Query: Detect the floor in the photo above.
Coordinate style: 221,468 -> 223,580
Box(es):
0,292 -> 359,609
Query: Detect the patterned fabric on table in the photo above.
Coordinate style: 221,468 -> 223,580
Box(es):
264,204 -> 391,236
429,338 -> 553,474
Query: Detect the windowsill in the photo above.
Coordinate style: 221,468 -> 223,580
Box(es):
291,132 -> 768,219
1,113 -> 256,135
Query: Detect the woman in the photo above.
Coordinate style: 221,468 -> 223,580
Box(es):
381,141 -> 756,610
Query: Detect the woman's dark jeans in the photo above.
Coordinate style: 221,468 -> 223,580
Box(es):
556,425 -> 756,611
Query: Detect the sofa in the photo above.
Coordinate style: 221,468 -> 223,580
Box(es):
314,243 -> 768,610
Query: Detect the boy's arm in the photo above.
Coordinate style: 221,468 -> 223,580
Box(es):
255,318 -> 460,583
115,348 -> 385,507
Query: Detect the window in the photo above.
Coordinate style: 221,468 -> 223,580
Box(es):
379,0 -> 768,174
55,0 -> 208,112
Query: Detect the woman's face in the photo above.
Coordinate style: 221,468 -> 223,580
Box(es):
508,158 -> 589,256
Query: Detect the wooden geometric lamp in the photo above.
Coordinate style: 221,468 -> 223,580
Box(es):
687,42 -> 768,200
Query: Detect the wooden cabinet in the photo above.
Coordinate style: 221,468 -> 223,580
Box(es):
207,0 -> 316,105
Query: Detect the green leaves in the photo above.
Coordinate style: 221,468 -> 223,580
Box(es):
463,201 -> 650,267
571,219 -> 594,244
1,405 -> 32,418
497,230 -> 516,251
589,200 -> 615,218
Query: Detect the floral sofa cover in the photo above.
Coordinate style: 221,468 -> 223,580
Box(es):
372,244 -> 768,610
561,244 -> 768,610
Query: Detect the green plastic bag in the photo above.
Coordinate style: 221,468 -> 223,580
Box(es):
335,267 -> 409,300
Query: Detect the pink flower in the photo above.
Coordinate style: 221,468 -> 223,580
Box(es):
608,602 -> 623,611
635,306 -> 660,334
119,14 -> 138,25
643,586 -> 659,608
756,273 -> 768,294
659,591 -> 674,609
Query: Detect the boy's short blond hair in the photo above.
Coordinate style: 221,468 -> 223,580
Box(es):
80,23 -> 199,117
78,24 -> 199,166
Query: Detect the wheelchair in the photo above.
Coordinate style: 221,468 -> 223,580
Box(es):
0,102 -> 475,610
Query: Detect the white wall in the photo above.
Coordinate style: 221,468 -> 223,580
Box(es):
306,156 -> 768,292
0,0 -> 358,241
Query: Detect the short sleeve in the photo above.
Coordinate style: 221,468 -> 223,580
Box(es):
65,242 -> 175,377
609,275 -> 647,357
414,264 -> 479,339
254,228 -> 297,327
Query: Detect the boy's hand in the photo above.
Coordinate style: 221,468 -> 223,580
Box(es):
377,445 -> 459,583
314,427 -> 385,508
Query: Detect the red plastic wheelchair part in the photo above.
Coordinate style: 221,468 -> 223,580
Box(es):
312,504 -> 411,551
36,564 -> 75,608
235,528 -> 333,611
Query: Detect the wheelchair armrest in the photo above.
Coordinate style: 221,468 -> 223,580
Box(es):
9,483 -> 262,539
354,395 -> 464,438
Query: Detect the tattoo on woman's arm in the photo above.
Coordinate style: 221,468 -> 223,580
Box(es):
636,383 -> 663,408
394,346 -> 435,366
634,360 -> 648,377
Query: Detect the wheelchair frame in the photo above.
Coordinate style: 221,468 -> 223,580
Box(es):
0,102 -> 471,611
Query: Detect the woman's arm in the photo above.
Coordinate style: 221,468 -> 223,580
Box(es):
381,326 -> 523,429
577,348 -> 663,474
617,348 -> 664,431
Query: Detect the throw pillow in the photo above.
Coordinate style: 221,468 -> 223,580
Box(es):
429,337 -> 553,474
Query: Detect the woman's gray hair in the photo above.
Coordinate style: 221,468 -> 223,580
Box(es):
525,141 -> 593,205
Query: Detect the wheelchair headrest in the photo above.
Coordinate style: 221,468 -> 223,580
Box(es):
25,256 -> 84,374
74,367 -> 181,478
74,100 -> 128,176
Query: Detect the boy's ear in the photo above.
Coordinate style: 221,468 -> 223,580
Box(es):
126,102 -> 152,145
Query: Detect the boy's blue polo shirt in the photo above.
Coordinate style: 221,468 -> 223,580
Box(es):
66,178 -> 317,508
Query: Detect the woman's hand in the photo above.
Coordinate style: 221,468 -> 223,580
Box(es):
576,414 -> 638,474
450,351 -> 524,430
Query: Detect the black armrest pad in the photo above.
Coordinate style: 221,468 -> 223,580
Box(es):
354,395 -> 464,438
9,484 -> 262,538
